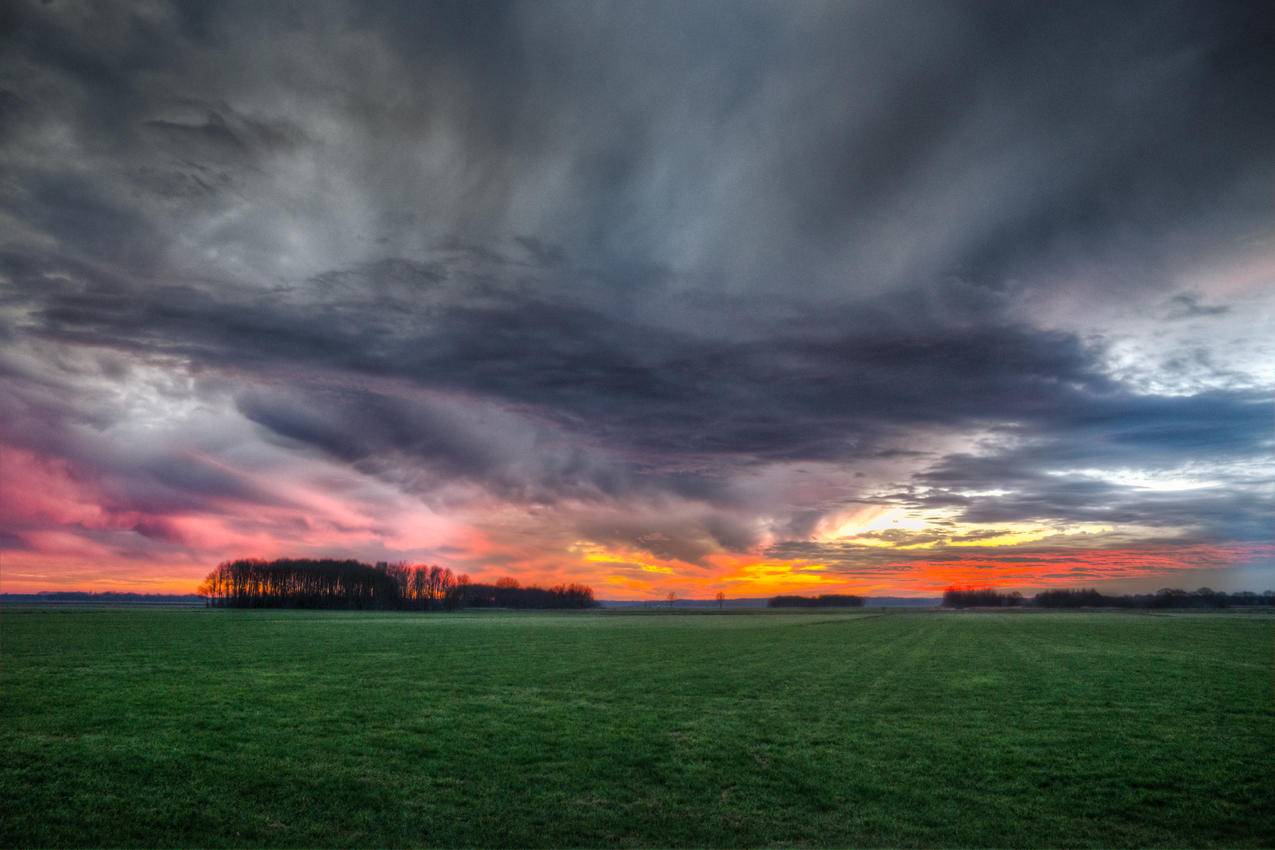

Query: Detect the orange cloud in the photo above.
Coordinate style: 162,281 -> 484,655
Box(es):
3,437 -> 1270,598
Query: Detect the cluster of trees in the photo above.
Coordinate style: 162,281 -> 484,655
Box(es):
198,559 -> 594,610
943,585 -> 1275,609
199,559 -> 456,609
1034,587 -> 1275,609
942,587 -> 1025,608
768,594 -> 865,608
451,577 -> 595,609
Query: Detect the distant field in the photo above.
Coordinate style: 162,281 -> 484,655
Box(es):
1,609 -> 1271,848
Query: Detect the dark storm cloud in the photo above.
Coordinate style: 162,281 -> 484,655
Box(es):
0,246 -> 1127,459
2,0 -> 1272,567
10,239 -> 1268,541
234,382 -> 664,506
5,1 -> 1273,285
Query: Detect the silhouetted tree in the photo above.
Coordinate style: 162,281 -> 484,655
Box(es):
201,559 -> 402,609
200,559 -> 594,610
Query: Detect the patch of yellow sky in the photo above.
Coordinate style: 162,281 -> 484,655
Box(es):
569,503 -> 1123,598
576,544 -> 675,574
569,539 -> 836,596
815,504 -> 1113,550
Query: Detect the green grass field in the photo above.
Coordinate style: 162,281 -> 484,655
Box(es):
1,608 -> 1272,848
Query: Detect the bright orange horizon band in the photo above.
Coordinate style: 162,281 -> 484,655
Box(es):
3,541 -> 1269,598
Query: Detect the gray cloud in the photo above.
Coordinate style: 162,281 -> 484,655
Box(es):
1162,293 -> 1231,321
1,0 -> 1271,581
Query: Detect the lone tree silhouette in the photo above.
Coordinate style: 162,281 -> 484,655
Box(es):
716,591 -> 726,610
666,590 -> 677,609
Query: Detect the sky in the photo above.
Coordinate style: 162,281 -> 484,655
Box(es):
1,0 -> 1272,598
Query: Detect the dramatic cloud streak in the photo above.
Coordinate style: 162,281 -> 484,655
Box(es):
2,0 -> 1272,595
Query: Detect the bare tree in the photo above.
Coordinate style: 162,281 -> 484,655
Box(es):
666,590 -> 677,609
715,591 -> 726,610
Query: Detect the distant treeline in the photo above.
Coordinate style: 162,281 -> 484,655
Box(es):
199,559 -> 594,610
1033,587 -> 1275,609
0,592 -> 204,605
768,594 -> 865,608
457,578 -> 595,610
943,588 -> 1025,607
943,586 -> 1275,609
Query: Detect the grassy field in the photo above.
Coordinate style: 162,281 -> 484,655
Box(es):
1,608 -> 1272,848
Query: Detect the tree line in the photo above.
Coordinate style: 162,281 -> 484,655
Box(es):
455,576 -> 596,609
1032,587 -> 1275,609
768,594 -> 865,608
942,587 -> 1025,607
198,559 -> 594,610
943,586 -> 1275,609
